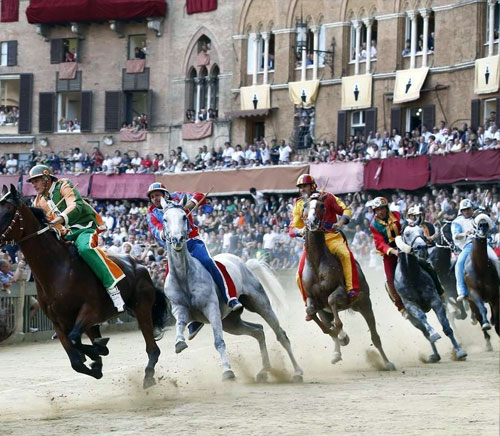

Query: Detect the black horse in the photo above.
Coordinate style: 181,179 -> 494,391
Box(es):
395,225 -> 467,363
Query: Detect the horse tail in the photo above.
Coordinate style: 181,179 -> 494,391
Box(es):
151,287 -> 174,329
246,259 -> 289,313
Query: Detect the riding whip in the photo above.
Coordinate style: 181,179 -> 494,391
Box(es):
48,183 -> 79,215
186,186 -> 214,218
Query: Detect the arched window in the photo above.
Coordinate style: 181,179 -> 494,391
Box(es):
208,64 -> 219,119
185,67 -> 197,122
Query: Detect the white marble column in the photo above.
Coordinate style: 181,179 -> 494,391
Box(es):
311,25 -> 319,80
251,33 -> 260,85
408,11 -> 418,69
488,0 -> 497,56
194,77 -> 201,118
301,46 -> 307,81
420,9 -> 430,67
353,20 -> 362,75
363,18 -> 373,74
262,32 -> 270,84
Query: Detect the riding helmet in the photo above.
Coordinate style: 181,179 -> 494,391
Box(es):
459,199 -> 473,211
370,196 -> 388,209
296,174 -> 317,190
147,182 -> 170,199
26,164 -> 58,183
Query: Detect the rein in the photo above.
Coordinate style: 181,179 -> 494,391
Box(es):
0,207 -> 51,246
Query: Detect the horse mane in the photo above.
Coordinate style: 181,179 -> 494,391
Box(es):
29,206 -> 49,226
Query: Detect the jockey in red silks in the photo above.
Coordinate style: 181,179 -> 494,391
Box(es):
289,174 -> 361,320
146,182 -> 241,340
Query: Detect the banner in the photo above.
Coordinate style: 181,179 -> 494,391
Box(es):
126,59 -> 146,74
288,80 -> 320,107
309,162 -> 364,194
21,174 -> 91,197
156,165 -> 309,195
1,0 -> 19,22
364,156 -> 430,190
186,0 -> 217,14
430,150 -> 500,185
341,74 -> 372,110
0,175 -> 21,190
474,55 -> 500,95
182,120 -> 213,140
59,62 -> 78,79
90,174 -> 154,199
240,85 -> 271,110
119,128 -> 147,142
393,67 -> 429,104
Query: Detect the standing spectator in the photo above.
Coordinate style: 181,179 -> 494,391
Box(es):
6,154 -> 17,174
278,140 -> 293,164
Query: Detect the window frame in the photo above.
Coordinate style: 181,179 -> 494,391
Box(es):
128,34 -> 147,60
0,75 -> 21,134
57,91 -> 83,134
0,42 -> 8,66
350,110 -> 366,137
348,21 -> 378,64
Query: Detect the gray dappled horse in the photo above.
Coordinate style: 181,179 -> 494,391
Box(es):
395,225 -> 467,362
160,200 -> 303,382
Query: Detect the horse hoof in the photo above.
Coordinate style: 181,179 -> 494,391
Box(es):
429,332 -> 441,343
481,322 -> 492,331
331,352 -> 342,364
292,374 -> 304,383
143,377 -> 157,389
256,371 -> 268,383
339,334 -> 350,347
455,349 -> 467,360
175,341 -> 188,354
222,370 -> 235,381
486,341 -> 493,352
385,362 -> 397,371
427,354 -> 441,363
90,367 -> 103,379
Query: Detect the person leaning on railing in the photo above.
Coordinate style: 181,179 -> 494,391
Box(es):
0,259 -> 25,294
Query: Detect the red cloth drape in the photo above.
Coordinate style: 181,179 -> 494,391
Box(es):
364,156 -> 430,190
1,0 -> 19,22
430,150 -> 500,185
182,121 -> 213,140
186,0 -> 217,14
90,174 -> 154,199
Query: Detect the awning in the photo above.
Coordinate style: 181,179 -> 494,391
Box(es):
0,136 -> 34,144
227,108 -> 277,118
26,0 -> 167,24
474,55 -> 500,95
341,74 -> 372,110
393,67 -> 429,104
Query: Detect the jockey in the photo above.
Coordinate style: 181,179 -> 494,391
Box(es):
368,196 -> 406,316
27,165 -> 126,311
289,174 -> 360,319
451,199 -> 498,328
405,206 -> 446,298
146,182 -> 242,339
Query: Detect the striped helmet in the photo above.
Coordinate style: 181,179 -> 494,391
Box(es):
296,174 -> 317,190
147,182 -> 170,198
371,196 -> 389,209
459,199 -> 473,211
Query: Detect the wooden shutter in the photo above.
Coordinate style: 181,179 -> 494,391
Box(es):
364,108 -> 377,138
7,41 -> 17,66
470,99 -> 481,130
337,110 -> 347,145
18,74 -> 33,134
496,97 -> 500,128
80,91 -> 92,132
422,104 -> 435,131
122,68 -> 150,91
76,38 -> 82,63
39,92 -> 55,133
147,89 -> 153,128
50,39 -> 64,64
105,91 -> 124,131
390,107 -> 402,135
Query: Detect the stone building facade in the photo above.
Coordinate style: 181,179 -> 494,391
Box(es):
0,0 -> 499,165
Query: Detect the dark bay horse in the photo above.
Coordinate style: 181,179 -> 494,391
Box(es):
464,214 -> 500,347
0,185 -> 167,388
302,193 -> 395,370
395,225 -> 467,362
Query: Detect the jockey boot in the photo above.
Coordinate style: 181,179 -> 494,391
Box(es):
456,293 -> 468,303
228,298 -> 243,312
106,286 -> 125,312
187,321 -> 204,340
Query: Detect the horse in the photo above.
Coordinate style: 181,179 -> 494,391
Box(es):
394,225 -> 467,362
428,221 -> 467,320
0,185 -> 167,388
160,200 -> 303,382
302,193 -> 395,370
463,214 -> 500,347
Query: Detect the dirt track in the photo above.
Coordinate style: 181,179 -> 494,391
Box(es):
0,271 -> 498,436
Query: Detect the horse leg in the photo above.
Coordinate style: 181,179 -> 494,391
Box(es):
404,302 -> 441,363
222,311 -> 271,382
84,325 -> 108,377
317,310 -> 342,365
357,299 -> 396,370
171,304 -> 189,354
328,287 -> 348,346
203,303 -> 234,380
468,290 -> 491,331
431,296 -> 467,360
490,302 -> 499,337
469,300 -> 493,351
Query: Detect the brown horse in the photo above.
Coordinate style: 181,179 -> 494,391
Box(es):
302,193 -> 395,369
464,214 -> 500,348
0,185 -> 167,388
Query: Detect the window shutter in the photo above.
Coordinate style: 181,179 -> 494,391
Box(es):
76,38 -> 82,63
50,39 -> 63,64
364,108 -> 377,138
147,89 -> 153,128
18,74 -> 33,134
6,41 -> 17,66
135,68 -> 150,90
390,107 -> 402,135
470,99 -> 481,130
105,91 -> 124,131
56,71 -> 82,92
80,91 -> 92,132
496,97 -> 500,128
422,104 -> 435,131
39,92 -> 55,133
337,110 -> 347,145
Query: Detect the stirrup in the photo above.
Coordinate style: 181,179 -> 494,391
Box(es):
456,294 -> 468,303
107,286 -> 125,312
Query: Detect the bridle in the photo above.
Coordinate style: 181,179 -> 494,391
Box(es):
162,202 -> 190,246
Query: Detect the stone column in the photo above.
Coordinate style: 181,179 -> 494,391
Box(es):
194,77 -> 201,117
262,32 -> 270,84
311,25 -> 319,80
206,77 -> 213,110
488,0 -> 497,57
353,20 -> 362,75
408,11 -> 418,69
420,9 -> 430,67
363,18 -> 373,74
253,33 -> 261,85
301,46 -> 307,81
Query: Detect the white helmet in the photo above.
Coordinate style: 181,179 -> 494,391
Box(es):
407,206 -> 422,216
459,199 -> 473,211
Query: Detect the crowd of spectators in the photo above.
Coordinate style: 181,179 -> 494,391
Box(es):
121,113 -> 148,131
0,106 -> 19,127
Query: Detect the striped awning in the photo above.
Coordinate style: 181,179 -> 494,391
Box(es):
0,136 -> 34,144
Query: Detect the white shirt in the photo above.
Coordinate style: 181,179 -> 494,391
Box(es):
131,157 -> 142,166
231,150 -> 244,163
263,232 -> 277,250
451,214 -> 475,250
6,158 -> 17,174
222,147 -> 235,162
260,147 -> 271,163
278,145 -> 292,163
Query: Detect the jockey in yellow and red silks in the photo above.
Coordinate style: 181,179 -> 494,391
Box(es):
289,174 -> 360,314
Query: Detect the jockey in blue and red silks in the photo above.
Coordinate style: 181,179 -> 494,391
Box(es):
146,182 -> 242,340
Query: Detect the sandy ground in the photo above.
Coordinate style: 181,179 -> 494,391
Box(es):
0,270 -> 498,436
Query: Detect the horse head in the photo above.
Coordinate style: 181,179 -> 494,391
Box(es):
304,193 -> 326,232
0,184 -> 25,245
399,224 -> 428,260
473,213 -> 494,239
161,199 -> 189,252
